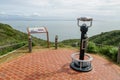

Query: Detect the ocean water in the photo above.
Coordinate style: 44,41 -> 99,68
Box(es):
0,20 -> 120,42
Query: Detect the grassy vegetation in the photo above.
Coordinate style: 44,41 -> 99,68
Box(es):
89,30 -> 120,46
0,23 -> 28,46
87,30 -> 120,63
0,23 -> 53,56
87,41 -> 118,62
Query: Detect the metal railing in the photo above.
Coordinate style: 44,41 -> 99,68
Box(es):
0,42 -> 27,56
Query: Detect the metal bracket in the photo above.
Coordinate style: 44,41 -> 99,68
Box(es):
81,38 -> 88,50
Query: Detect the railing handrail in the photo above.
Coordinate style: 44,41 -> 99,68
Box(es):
0,42 -> 27,49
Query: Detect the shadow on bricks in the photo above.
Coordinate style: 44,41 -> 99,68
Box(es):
23,63 -> 80,80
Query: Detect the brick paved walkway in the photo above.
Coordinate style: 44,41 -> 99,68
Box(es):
0,48 -> 120,80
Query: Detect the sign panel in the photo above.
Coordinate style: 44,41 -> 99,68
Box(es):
29,27 -> 46,33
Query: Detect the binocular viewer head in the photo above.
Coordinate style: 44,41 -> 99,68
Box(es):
77,17 -> 93,28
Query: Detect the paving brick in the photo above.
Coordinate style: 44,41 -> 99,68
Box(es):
0,48 -> 120,80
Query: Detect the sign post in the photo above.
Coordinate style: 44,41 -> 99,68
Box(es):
27,27 -> 50,52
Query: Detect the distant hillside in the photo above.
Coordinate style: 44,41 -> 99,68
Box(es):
0,23 -> 27,46
59,30 -> 120,47
0,23 -> 48,46
89,30 -> 120,46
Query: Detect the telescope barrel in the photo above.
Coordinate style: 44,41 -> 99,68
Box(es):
77,17 -> 93,21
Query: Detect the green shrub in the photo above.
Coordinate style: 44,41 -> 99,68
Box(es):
107,47 -> 118,61
99,46 -> 118,62
87,41 -> 118,62
58,43 -> 65,48
87,42 -> 98,53
99,46 -> 111,55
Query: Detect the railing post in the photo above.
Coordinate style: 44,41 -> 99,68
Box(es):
55,35 -> 58,49
117,46 -> 120,64
28,36 -> 32,53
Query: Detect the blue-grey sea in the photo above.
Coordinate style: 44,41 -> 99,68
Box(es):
0,20 -> 120,42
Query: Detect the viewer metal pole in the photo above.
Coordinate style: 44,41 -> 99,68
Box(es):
70,17 -> 93,72
77,17 -> 92,60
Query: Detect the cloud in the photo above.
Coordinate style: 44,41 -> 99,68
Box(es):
0,11 -> 6,15
0,0 -> 120,20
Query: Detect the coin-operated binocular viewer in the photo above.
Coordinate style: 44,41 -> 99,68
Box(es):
70,17 -> 93,72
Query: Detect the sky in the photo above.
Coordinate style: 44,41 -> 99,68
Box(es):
0,0 -> 120,20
